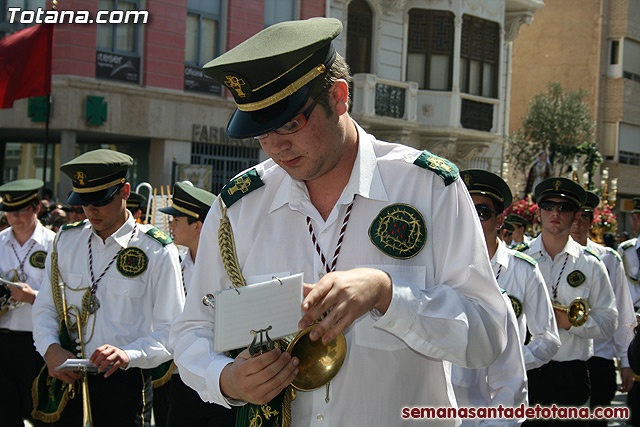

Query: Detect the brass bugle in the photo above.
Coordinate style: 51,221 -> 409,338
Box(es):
553,297 -> 590,327
284,323 -> 346,392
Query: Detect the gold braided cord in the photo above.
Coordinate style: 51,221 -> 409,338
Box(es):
50,233 -> 64,320
216,197 -> 290,427
217,197 -> 246,289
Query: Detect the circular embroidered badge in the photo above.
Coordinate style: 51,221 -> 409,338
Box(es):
117,247 -> 148,277
567,270 -> 586,287
29,250 -> 47,269
368,204 -> 426,259
509,295 -> 523,318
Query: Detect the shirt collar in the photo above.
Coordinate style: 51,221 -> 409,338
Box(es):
492,239 -> 511,268
270,120 -> 388,214
92,213 -> 136,248
5,221 -> 46,247
528,235 -> 581,259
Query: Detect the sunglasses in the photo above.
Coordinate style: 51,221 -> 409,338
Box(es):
86,187 -> 122,207
254,86 -> 330,140
538,201 -> 577,213
475,204 -> 496,222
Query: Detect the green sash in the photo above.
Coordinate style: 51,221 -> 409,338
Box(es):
235,391 -> 288,427
31,322 -> 74,423
150,360 -> 175,388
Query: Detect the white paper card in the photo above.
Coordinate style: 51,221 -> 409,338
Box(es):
213,273 -> 303,353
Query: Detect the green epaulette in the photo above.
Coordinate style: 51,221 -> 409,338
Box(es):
607,247 -> 622,263
60,219 -> 86,231
584,246 -> 602,261
511,242 -> 529,252
220,168 -> 264,208
413,151 -> 459,186
621,241 -> 635,251
145,228 -> 173,246
513,251 -> 537,266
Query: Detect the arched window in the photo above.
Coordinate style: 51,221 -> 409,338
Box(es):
347,0 -> 372,74
407,9 -> 454,91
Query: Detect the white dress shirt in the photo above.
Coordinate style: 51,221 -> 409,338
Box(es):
0,222 -> 55,332
524,236 -> 617,361
587,239 -> 635,367
32,214 -> 185,369
492,240 -> 560,370
619,238 -> 640,308
170,121 -> 508,427
452,293 -> 528,427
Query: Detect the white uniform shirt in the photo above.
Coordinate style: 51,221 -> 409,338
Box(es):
619,238 -> 640,308
32,215 -> 185,369
525,236 -> 617,361
180,248 -> 195,294
492,240 -> 560,370
587,239 -> 635,367
170,122 -> 508,427
0,222 -> 55,332
451,293 -> 528,427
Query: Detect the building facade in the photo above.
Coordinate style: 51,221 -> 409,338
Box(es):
509,0 -> 640,232
0,0 -> 542,201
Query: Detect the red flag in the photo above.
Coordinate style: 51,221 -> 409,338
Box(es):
0,23 -> 54,109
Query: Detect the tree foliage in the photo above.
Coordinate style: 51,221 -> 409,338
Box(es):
508,82 -> 601,181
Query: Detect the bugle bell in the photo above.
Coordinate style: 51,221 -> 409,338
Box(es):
284,323 -> 347,392
553,297 -> 590,327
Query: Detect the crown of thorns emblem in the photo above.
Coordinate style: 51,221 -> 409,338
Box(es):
369,204 -> 426,259
117,247 -> 148,277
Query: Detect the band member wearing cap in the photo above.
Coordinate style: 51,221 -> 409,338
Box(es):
452,173 -> 529,426
619,197 -> 640,310
570,191 -> 635,426
501,221 -> 515,243
0,179 -> 55,427
31,149 -> 185,426
170,18 -> 508,426
506,214 -> 532,247
457,170 -> 559,418
523,177 -> 617,426
127,192 -> 147,223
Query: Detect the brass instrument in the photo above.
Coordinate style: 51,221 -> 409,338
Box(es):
67,305 -> 94,427
553,297 -> 590,327
0,275 -> 26,317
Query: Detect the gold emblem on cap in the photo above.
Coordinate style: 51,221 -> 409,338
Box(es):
228,176 -> 252,196
463,173 -> 472,187
554,180 -> 562,191
4,194 -> 11,202
74,171 -> 87,186
224,76 -> 249,98
426,156 -> 453,172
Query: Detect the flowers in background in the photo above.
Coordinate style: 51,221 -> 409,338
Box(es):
592,205 -> 617,232
505,198 -> 540,227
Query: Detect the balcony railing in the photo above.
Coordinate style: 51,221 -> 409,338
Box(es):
351,74 -> 418,123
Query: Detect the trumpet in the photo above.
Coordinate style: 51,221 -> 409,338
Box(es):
67,306 -> 94,427
553,297 -> 590,327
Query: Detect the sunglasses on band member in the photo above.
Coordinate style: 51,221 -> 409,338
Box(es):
538,201 -> 577,213
474,204 -> 496,222
253,86 -> 331,141
86,186 -> 123,208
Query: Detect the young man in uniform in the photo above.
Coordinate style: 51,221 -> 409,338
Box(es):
506,214 -> 531,247
570,191 -> 635,426
158,182 -> 236,426
524,177 -> 617,426
0,179 -> 55,427
170,18 -> 508,426
32,149 -> 185,426
127,192 -> 147,223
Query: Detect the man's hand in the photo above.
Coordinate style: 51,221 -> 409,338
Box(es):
220,348 -> 299,405
553,307 -> 572,330
9,282 -> 36,304
620,367 -> 634,393
44,343 -> 81,384
300,268 -> 393,345
89,344 -> 130,378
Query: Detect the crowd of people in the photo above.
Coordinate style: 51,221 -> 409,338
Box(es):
2,16 -> 640,427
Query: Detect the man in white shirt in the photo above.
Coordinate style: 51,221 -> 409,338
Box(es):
32,149 -> 184,426
170,17 -> 508,427
524,178 -> 617,427
157,182 -> 236,427
0,179 -> 55,427
571,191 -> 635,427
